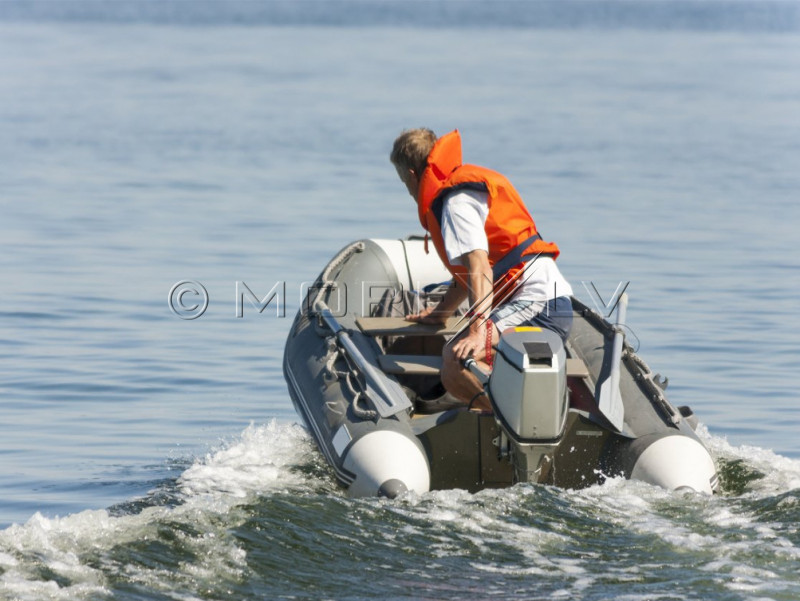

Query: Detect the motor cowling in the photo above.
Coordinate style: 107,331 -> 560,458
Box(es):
489,326 -> 569,442
489,327 -> 569,482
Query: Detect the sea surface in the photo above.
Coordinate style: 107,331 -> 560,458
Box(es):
1,1 -> 800,599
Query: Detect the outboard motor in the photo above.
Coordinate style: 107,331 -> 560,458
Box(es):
489,327 -> 569,484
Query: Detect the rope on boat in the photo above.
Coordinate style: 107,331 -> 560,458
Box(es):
352,392 -> 378,420
321,335 -> 380,421
310,240 -> 366,318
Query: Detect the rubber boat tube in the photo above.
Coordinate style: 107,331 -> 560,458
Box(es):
629,434 -> 717,494
343,430 -> 430,497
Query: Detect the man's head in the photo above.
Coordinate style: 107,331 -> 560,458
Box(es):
390,128 -> 437,201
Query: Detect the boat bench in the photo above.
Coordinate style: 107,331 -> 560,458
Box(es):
360,317 -> 591,378
378,353 -> 590,378
378,354 -> 443,375
355,316 -> 464,337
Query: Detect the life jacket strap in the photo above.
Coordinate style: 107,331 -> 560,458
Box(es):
491,234 -> 550,282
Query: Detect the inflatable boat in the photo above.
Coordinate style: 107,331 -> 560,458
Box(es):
283,237 -> 718,497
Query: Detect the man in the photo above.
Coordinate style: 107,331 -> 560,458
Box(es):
390,128 -> 573,411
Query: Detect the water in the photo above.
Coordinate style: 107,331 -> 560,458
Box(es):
1,1 -> 800,599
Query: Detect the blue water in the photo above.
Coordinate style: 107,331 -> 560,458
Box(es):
1,2 -> 800,599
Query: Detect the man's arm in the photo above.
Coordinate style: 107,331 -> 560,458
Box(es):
405,279 -> 468,324
450,249 -> 493,361
408,189 -> 490,328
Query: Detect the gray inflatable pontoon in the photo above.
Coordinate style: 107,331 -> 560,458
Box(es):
283,237 -> 718,497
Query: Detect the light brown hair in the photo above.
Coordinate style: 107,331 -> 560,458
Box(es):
390,128 -> 437,175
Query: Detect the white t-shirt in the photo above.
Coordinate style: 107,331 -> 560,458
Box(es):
439,188 -> 573,305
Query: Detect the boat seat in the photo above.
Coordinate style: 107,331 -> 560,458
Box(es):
380,354 -> 589,378
378,354 -> 443,375
566,358 -> 590,378
356,316 -> 464,337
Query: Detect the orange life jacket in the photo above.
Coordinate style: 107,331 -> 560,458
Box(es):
417,130 -> 560,296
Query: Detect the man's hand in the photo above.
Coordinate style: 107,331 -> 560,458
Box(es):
405,281 -> 467,325
405,305 -> 449,325
450,330 -> 486,362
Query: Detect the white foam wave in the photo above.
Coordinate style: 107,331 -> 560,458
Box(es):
376,426 -> 800,601
178,420 -> 318,498
4,420 -> 797,601
554,430 -> 800,599
0,420 -> 319,601
385,486 -> 596,590
698,424 -> 800,495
